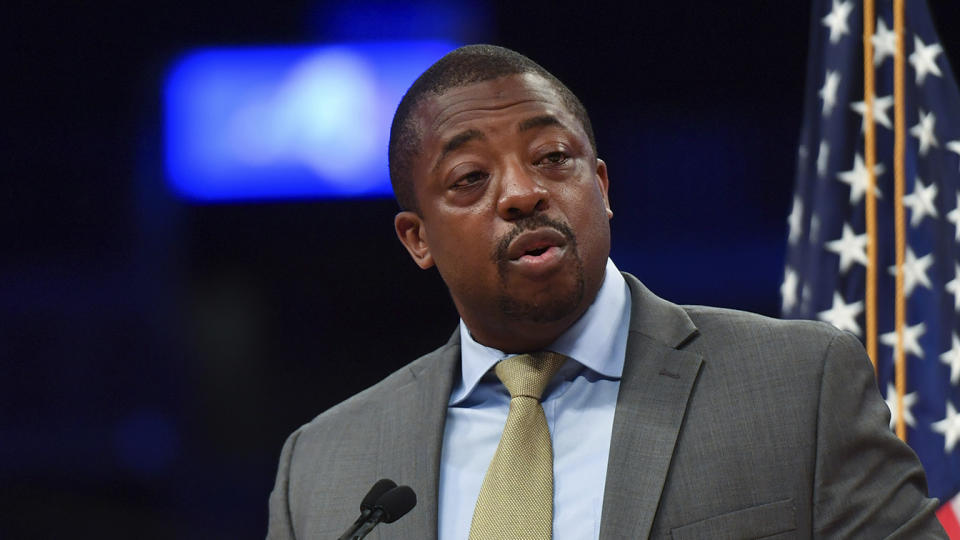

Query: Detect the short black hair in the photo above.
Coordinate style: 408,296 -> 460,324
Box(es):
388,44 -> 597,212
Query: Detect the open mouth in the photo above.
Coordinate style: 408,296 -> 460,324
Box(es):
514,244 -> 561,264
524,246 -> 550,257
504,228 -> 568,266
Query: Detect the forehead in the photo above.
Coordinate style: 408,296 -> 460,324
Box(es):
414,73 -> 577,147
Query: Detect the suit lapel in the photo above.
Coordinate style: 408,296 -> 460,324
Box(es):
366,274 -> 700,538
373,335 -> 460,540
598,274 -> 703,539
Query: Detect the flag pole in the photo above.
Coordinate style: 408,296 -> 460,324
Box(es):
863,0 -> 879,371
893,0 -> 907,443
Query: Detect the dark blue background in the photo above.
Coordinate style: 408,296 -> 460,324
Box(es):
4,1 -> 958,537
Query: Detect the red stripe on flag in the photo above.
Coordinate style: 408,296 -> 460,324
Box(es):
937,501 -> 960,539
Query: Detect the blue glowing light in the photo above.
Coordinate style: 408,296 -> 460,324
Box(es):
164,41 -> 457,201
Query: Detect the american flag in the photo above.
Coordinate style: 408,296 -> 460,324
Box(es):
784,0 -> 960,533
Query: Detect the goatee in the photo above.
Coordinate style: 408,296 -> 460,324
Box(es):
492,215 -> 585,323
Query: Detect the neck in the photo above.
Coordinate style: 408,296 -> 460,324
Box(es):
473,326 -> 566,354
461,300 -> 593,354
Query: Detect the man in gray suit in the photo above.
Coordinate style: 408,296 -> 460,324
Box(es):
268,45 -> 947,538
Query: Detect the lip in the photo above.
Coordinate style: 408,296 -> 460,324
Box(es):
506,228 -> 568,261
503,228 -> 569,277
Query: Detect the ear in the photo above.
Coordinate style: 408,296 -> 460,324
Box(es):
595,158 -> 613,219
395,211 -> 435,269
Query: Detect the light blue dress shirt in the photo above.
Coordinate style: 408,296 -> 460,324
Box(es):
438,258 -> 632,540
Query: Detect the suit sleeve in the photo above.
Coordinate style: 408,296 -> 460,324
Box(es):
267,428 -> 302,540
812,330 -> 946,538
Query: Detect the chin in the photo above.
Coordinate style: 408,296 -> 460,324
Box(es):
497,275 -> 585,324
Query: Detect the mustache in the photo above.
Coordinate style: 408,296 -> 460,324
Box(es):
492,215 -> 577,262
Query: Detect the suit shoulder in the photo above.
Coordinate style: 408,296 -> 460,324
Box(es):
680,305 -> 861,365
296,339 -> 458,435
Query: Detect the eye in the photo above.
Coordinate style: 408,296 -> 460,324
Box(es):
537,151 -> 569,166
451,170 -> 488,189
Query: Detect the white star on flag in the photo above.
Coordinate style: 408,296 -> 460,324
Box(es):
931,401 -> 960,453
781,267 -> 799,312
940,333 -> 960,385
884,382 -> 918,431
787,196 -> 803,244
902,177 -> 938,227
881,321 -> 928,359
817,140 -> 830,178
947,141 -> 960,171
946,264 -> 960,312
822,0 -> 853,44
850,93 -> 894,131
909,35 -> 943,85
872,19 -> 898,65
820,71 -> 841,116
837,153 -> 884,204
818,292 -> 863,336
946,192 -> 960,241
909,110 -> 939,156
825,223 -> 868,272
789,0 -> 960,505
889,247 -> 934,296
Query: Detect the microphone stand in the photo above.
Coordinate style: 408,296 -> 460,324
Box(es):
336,510 -> 375,540
346,508 -> 386,540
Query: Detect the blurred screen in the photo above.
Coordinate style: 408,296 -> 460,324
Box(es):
164,41 -> 457,202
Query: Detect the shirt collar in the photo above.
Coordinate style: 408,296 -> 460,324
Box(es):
451,258 -> 631,405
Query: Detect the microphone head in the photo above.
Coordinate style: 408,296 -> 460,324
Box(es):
375,485 -> 417,524
360,479 -> 397,511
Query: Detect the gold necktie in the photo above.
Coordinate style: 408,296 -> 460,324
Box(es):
469,352 -> 566,540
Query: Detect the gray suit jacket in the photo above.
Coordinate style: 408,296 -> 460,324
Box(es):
268,273 -> 946,539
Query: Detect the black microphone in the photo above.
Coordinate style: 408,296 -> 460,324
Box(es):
361,479 -> 397,515
371,485 -> 417,524
349,485 -> 417,539
337,479 -> 398,540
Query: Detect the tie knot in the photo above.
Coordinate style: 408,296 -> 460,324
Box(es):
494,352 -> 566,400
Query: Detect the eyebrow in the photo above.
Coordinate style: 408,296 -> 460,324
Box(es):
518,114 -> 567,133
434,129 -> 485,170
431,115 -> 569,171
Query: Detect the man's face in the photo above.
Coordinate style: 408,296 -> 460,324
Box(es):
395,73 -> 612,352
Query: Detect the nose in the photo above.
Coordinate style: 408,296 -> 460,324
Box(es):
496,162 -> 549,220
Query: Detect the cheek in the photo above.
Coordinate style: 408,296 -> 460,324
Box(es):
568,189 -> 612,253
427,217 -> 496,271
563,180 -> 607,223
